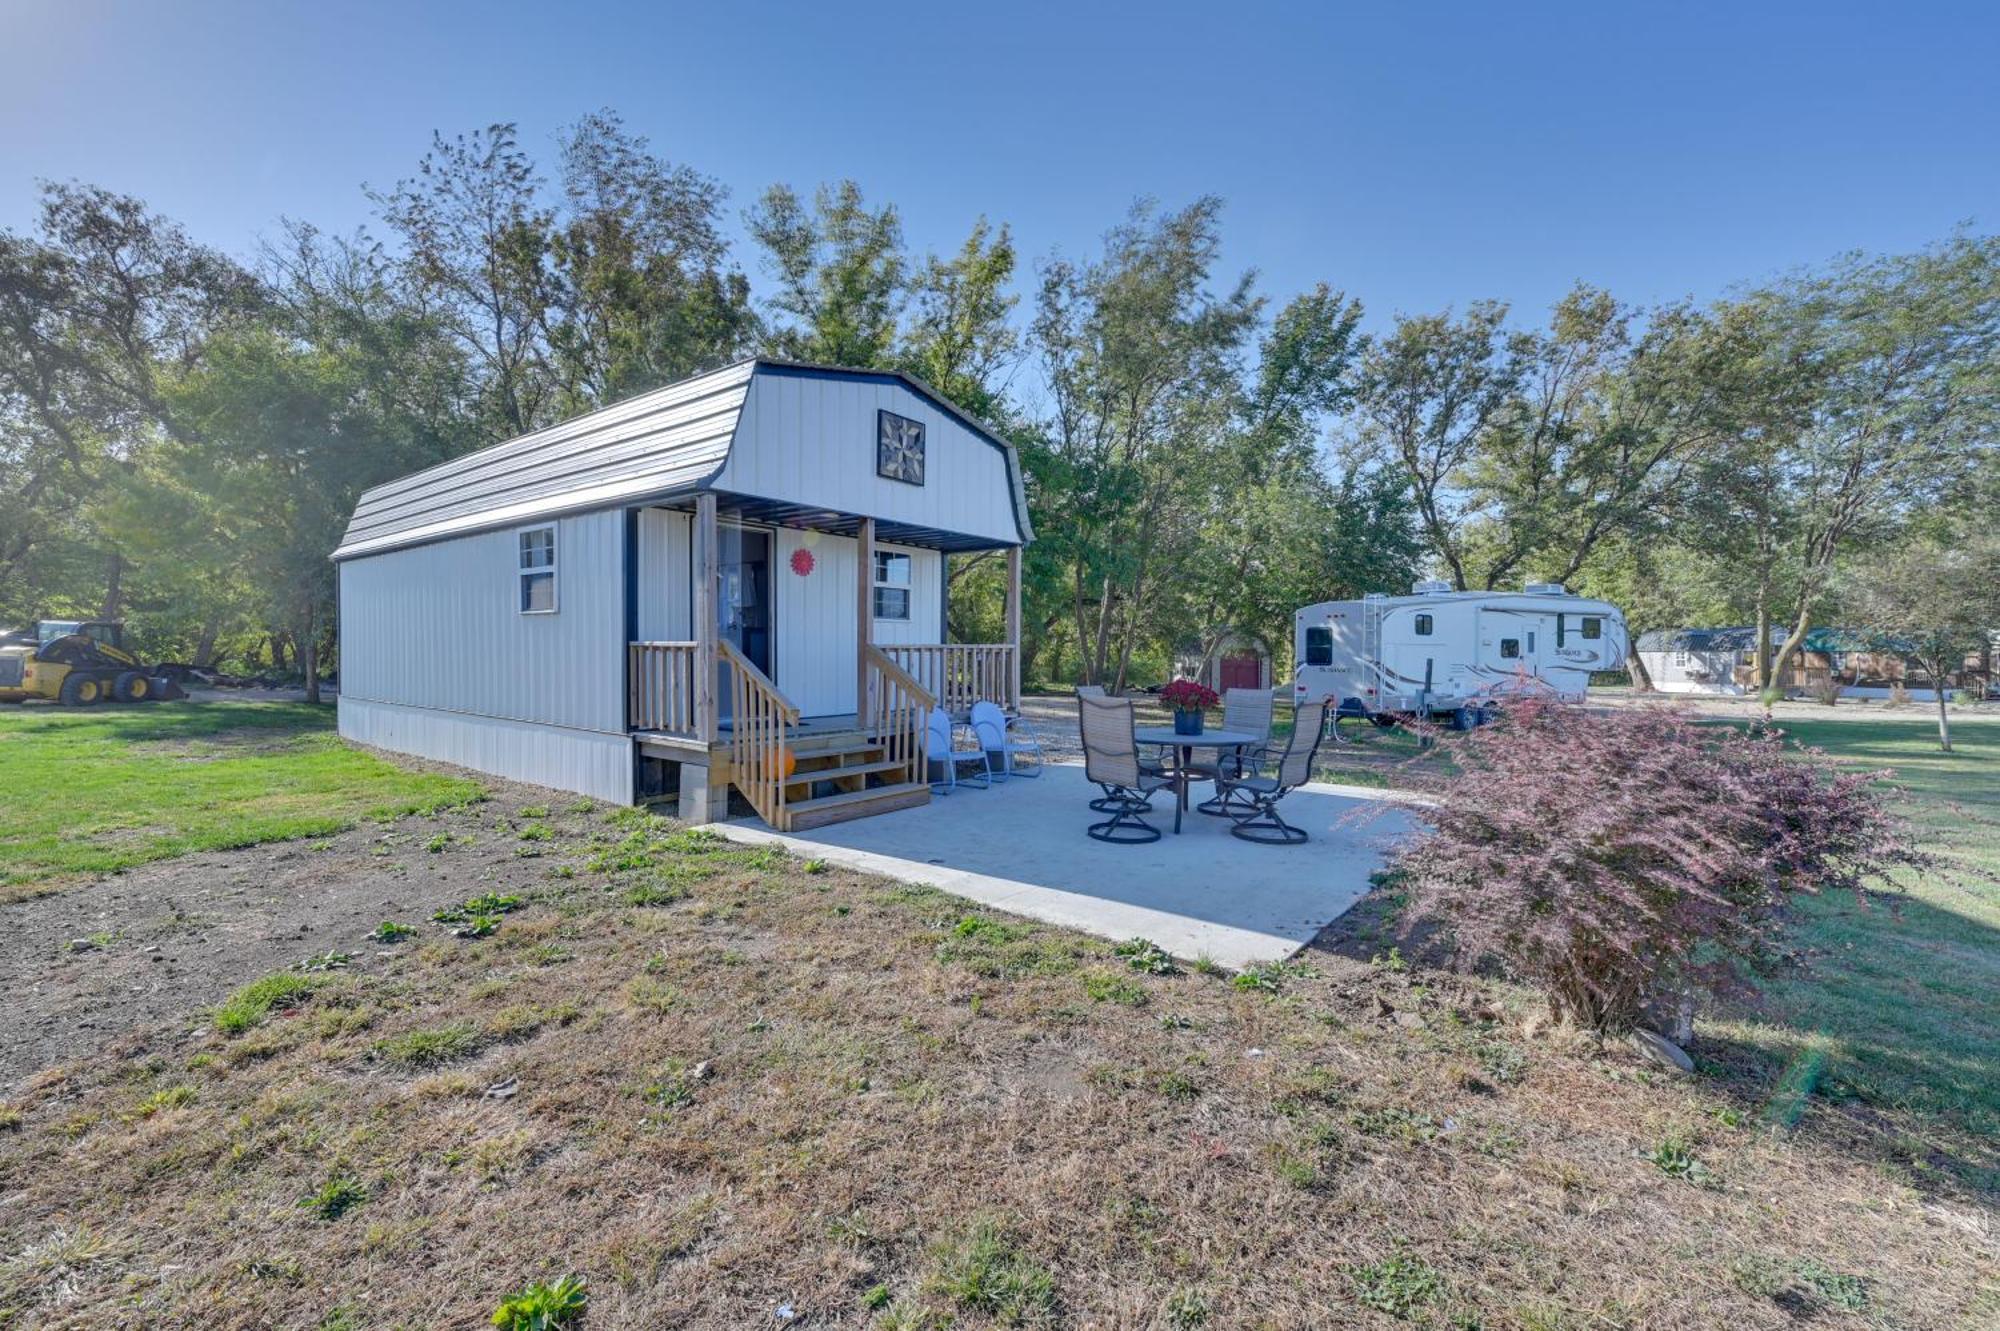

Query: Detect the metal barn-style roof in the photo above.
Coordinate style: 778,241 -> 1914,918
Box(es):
334,359 -> 1032,561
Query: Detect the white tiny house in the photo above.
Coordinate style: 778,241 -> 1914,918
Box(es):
335,359 -> 1032,829
1293,581 -> 1627,721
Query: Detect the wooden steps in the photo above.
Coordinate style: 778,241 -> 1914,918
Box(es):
715,724 -> 933,830
784,781 -> 931,830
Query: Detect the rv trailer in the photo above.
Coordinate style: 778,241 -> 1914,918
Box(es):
1293,581 -> 1628,727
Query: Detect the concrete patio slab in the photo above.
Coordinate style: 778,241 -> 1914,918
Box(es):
715,762 -> 1419,968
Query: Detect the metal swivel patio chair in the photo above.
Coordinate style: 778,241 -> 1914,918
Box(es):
1078,694 -> 1172,843
1216,699 -> 1330,844
1195,686 -> 1277,816
1075,689 -> 1167,812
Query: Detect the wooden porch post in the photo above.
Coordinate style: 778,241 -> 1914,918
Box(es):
857,516 -> 876,721
693,492 -> 719,744
1005,544 -> 1022,712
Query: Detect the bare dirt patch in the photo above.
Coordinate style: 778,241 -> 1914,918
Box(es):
0,779 -> 557,1085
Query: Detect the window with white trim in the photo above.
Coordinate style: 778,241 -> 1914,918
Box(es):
518,524 -> 557,613
1500,638 -> 1521,659
1581,616 -> 1603,640
1304,626 -> 1334,666
1414,613 -> 1434,636
872,550 -> 911,621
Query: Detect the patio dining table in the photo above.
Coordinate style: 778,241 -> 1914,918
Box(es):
1132,726 -> 1260,834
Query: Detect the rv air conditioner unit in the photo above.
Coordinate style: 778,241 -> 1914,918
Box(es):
1523,582 -> 1567,595
1410,578 -> 1454,595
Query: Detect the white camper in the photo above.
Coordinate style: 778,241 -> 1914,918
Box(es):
1293,581 -> 1628,724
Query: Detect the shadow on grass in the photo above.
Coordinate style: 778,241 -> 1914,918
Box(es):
1310,875 -> 2000,1198
0,700 -> 334,746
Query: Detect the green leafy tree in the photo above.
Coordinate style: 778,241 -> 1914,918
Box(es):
1847,530 -> 2000,750
1745,235 -> 2000,688
372,123 -> 556,439
746,180 -> 904,367
545,109 -> 755,408
0,182 -> 259,629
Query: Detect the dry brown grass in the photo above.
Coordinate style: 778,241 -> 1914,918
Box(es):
0,808 -> 1994,1329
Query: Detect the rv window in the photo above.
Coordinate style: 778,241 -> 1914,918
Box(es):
872,550 -> 912,621
1581,617 -> 1602,640
1414,613 -> 1433,636
1527,631 -> 1536,654
1304,626 -> 1333,666
518,525 -> 557,614
1500,638 -> 1521,660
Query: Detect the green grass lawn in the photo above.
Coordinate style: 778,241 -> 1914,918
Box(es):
0,702 -> 483,893
1704,715 -> 2000,1188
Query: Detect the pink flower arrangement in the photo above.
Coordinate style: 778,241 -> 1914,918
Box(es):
1158,679 -> 1219,714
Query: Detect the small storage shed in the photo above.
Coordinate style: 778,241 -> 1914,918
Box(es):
1173,632 -> 1274,694
334,359 -> 1032,828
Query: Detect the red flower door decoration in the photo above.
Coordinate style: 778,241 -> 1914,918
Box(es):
789,547 -> 816,577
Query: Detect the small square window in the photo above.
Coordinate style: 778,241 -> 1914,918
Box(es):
1305,626 -> 1334,666
1414,613 -> 1433,636
1581,617 -> 1602,640
518,525 -> 557,614
872,550 -> 912,622
1500,638 -> 1521,660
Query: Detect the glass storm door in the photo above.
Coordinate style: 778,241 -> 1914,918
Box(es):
716,527 -> 771,725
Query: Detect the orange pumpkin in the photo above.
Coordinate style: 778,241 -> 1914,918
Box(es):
779,748 -> 797,779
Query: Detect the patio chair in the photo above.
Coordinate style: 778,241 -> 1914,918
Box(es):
1194,686 -> 1277,816
1215,698 -> 1330,844
926,705 -> 990,795
1078,694 -> 1172,843
1077,691 -> 1167,811
970,699 -> 1043,781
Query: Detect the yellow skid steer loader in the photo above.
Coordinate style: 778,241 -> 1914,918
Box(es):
0,621 -> 188,706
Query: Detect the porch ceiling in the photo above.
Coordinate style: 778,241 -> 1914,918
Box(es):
640,490 -> 1018,552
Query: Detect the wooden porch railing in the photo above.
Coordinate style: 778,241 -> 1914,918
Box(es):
862,645 -> 935,787
719,639 -> 800,830
876,643 -> 1017,715
629,641 -> 700,734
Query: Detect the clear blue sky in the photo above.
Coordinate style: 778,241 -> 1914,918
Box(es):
4,0 -> 1995,331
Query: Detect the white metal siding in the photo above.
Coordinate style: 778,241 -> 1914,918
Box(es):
766,532 -> 940,716
718,372 -> 1021,546
636,508 -> 692,640
337,510 -> 627,735
335,362 -> 752,559
339,697 -> 634,803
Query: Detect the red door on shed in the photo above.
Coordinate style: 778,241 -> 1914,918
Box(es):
1219,653 -> 1262,691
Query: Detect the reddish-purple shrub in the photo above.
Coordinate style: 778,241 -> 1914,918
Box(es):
1390,698 -> 1926,1035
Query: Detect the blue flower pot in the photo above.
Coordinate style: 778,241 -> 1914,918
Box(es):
1173,709 -> 1204,736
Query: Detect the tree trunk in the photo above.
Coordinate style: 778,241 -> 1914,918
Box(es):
1770,602 -> 1816,700
1753,585 -> 1772,693
1090,574 -> 1117,686
302,601 -> 321,705
193,620 -> 221,669
100,550 -> 124,621
1627,645 -> 1655,693
1932,663 -> 1952,752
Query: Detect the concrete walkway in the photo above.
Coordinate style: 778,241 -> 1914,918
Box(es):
716,761 -> 1418,968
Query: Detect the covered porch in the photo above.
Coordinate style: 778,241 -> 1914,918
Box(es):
625,491 -> 1025,831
